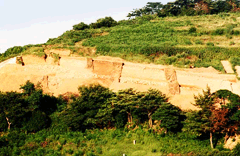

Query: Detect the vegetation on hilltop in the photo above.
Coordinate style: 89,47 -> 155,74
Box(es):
2,11 -> 240,72
128,1 -> 240,18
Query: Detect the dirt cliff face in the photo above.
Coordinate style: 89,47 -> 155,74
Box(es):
0,54 -> 240,110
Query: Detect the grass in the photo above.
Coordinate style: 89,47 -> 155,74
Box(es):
2,12 -> 240,73
4,128 -> 224,156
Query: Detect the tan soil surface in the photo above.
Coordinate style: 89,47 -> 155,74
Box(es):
0,55 -> 240,110
221,60 -> 235,73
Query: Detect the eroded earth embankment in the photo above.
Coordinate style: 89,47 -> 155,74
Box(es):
1,52 -> 240,110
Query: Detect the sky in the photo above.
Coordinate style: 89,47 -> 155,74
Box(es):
0,0 -> 169,53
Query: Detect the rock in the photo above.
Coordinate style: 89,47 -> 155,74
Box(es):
16,56 -> 24,65
169,81 -> 180,95
221,60 -> 234,74
86,58 -> 93,69
164,68 -> 180,95
235,66 -> 240,77
164,68 -> 177,82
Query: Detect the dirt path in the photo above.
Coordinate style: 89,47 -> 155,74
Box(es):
0,57 -> 16,69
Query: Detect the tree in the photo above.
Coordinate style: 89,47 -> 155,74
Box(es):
152,103 -> 183,133
184,87 -> 240,148
62,84 -> 114,131
127,2 -> 163,18
138,89 -> 168,128
73,22 -> 89,31
112,89 -> 139,126
89,17 -> 117,29
0,92 -> 26,130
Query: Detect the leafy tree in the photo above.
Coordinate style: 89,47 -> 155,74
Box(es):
22,111 -> 50,132
89,17 -> 117,29
184,88 -> 240,148
127,2 -> 163,18
138,89 -> 168,128
62,84 -> 114,131
183,87 -> 216,148
20,80 -> 35,96
111,89 -> 139,126
73,22 -> 89,30
0,92 -> 26,130
152,103 -> 183,133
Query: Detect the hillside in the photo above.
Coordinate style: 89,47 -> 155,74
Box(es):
2,13 -> 240,71
2,8 -> 240,155
1,13 -> 240,106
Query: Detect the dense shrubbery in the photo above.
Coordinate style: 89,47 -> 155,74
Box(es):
73,22 -> 89,30
1,81 -> 240,155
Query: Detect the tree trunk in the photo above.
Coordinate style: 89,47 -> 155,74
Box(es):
6,117 -> 11,130
210,132 -> 214,149
148,113 -> 152,128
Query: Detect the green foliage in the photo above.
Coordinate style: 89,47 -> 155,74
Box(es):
30,47 -> 45,57
23,111 -> 50,132
189,27 -> 197,33
0,92 -> 27,130
62,84 -> 114,131
212,28 -> 225,35
89,17 -> 117,29
3,46 -> 25,57
152,103 -> 183,132
206,42 -> 214,46
20,80 -> 35,96
195,39 -> 204,45
73,22 -> 89,30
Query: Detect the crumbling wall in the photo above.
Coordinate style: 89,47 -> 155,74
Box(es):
22,55 -> 46,65
87,58 -> 124,82
164,68 -> 180,95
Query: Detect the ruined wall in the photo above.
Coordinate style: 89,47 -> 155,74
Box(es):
87,58 -> 124,82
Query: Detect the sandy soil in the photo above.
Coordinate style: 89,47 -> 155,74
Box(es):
0,54 -> 239,110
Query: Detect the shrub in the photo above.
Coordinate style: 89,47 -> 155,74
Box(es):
229,41 -> 235,45
212,28 -> 225,35
23,111 -> 51,132
232,143 -> 240,156
189,27 -> 197,33
184,39 -> 192,45
195,39 -> 203,45
89,17 -> 117,29
62,84 -> 114,131
152,103 -> 183,133
206,42 -> 214,46
3,46 -> 25,57
73,22 -> 89,30
20,80 -> 35,96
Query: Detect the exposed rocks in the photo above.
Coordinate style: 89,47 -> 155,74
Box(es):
221,60 -> 234,74
235,66 -> 240,77
16,56 -> 24,65
164,68 -> 180,95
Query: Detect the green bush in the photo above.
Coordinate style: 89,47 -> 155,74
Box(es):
212,28 -> 225,35
206,42 -> 214,46
23,111 -> 50,132
189,27 -> 197,33
195,40 -> 204,45
73,22 -> 89,30
62,84 -> 114,131
3,46 -> 26,57
89,17 -> 117,29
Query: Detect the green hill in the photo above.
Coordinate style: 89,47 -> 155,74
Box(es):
2,12 -> 240,73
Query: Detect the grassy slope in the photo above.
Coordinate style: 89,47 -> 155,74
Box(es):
2,13 -> 240,72
15,128 -> 215,156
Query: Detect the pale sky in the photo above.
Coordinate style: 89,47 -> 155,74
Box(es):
0,0 -> 169,53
